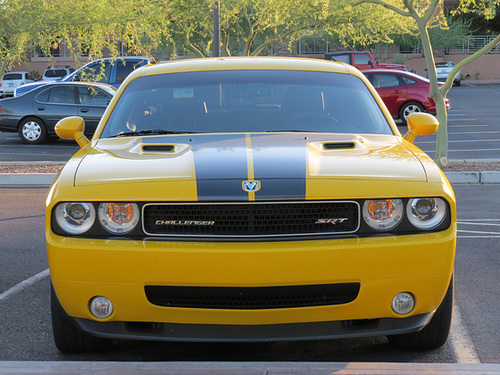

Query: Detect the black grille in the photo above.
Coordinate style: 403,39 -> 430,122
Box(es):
323,142 -> 356,150
142,145 -> 175,152
145,283 -> 360,310
143,201 -> 359,238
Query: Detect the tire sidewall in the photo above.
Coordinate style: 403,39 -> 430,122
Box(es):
399,102 -> 425,123
18,117 -> 47,144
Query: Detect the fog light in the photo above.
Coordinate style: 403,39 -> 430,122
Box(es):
89,296 -> 113,319
392,292 -> 415,315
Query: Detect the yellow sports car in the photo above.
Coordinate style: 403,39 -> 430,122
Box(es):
46,57 -> 456,353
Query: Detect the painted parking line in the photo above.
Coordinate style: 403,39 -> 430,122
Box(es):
449,125 -> 489,127
0,269 -> 50,302
420,148 -> 500,153
450,305 -> 481,364
457,220 -> 500,238
447,131 -> 499,135
416,139 -> 500,144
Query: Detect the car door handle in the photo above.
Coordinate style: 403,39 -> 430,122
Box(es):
80,108 -> 89,113
37,106 -> 46,111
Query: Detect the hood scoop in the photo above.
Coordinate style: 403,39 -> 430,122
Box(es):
323,142 -> 356,150
142,144 -> 175,153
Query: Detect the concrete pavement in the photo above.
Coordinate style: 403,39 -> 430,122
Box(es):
1,361 -> 500,375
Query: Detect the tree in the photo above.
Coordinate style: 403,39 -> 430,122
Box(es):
164,0 -> 414,58
352,0 -> 500,168
0,0 -> 174,81
0,0 -> 48,79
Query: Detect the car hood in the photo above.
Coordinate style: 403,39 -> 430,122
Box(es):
70,133 -> 432,200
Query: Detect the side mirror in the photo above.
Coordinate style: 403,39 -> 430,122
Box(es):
55,116 -> 89,148
404,113 -> 439,143
368,60 -> 374,67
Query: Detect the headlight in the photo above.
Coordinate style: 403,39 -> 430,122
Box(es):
98,203 -> 139,234
407,198 -> 446,230
363,199 -> 403,231
55,202 -> 96,234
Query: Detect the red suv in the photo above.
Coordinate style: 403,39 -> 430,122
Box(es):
363,69 -> 450,123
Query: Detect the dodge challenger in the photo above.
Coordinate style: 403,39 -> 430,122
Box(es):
46,57 -> 456,353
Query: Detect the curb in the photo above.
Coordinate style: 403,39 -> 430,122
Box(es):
2,172 -> 500,188
0,173 -> 58,188
1,361 -> 500,375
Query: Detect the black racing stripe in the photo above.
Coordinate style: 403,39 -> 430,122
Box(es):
190,134 -> 249,201
250,134 -> 307,200
142,134 -> 249,201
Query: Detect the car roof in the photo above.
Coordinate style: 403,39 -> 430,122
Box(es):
361,69 -> 428,81
61,56 -> 152,82
3,71 -> 31,77
325,51 -> 369,55
129,57 -> 358,79
28,81 -> 117,94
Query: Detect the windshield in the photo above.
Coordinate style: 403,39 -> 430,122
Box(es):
4,73 -> 22,80
100,70 -> 392,138
45,69 -> 68,78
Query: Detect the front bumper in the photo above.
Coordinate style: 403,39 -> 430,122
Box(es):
72,313 -> 434,342
48,227 -> 455,341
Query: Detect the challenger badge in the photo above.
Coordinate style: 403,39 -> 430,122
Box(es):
242,180 -> 261,192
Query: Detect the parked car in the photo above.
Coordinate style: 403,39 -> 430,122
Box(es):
0,81 -> 116,144
363,69 -> 450,123
0,71 -> 36,98
325,51 -> 406,71
435,61 -> 461,86
15,56 -> 152,96
42,66 -> 75,82
48,57 -> 456,353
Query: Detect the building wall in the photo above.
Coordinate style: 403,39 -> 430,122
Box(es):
403,54 -> 500,81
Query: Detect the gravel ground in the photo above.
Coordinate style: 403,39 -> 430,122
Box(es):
1,161 -> 500,173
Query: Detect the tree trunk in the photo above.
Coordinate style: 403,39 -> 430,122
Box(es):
0,59 -> 9,81
415,18 -> 448,168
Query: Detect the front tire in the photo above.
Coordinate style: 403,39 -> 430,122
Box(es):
18,117 -> 47,144
387,275 -> 453,349
399,102 -> 425,124
51,284 -> 112,353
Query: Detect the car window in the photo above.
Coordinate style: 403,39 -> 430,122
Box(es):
115,60 -> 140,84
400,76 -> 417,86
45,86 -> 75,104
353,54 -> 372,65
80,62 -> 112,83
332,55 -> 350,63
372,74 -> 400,88
45,69 -> 68,78
78,86 -> 111,106
3,73 -> 22,80
101,70 -> 393,138
436,62 -> 453,68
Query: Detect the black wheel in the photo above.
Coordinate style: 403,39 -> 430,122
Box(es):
387,275 -> 453,349
51,284 -> 112,353
399,102 -> 425,124
454,80 -> 461,87
18,117 -> 47,144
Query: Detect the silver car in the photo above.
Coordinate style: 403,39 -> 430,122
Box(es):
436,61 -> 461,86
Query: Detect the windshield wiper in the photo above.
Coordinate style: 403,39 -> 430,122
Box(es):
108,129 -> 197,138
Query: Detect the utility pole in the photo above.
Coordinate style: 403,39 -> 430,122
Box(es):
213,1 -> 220,57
